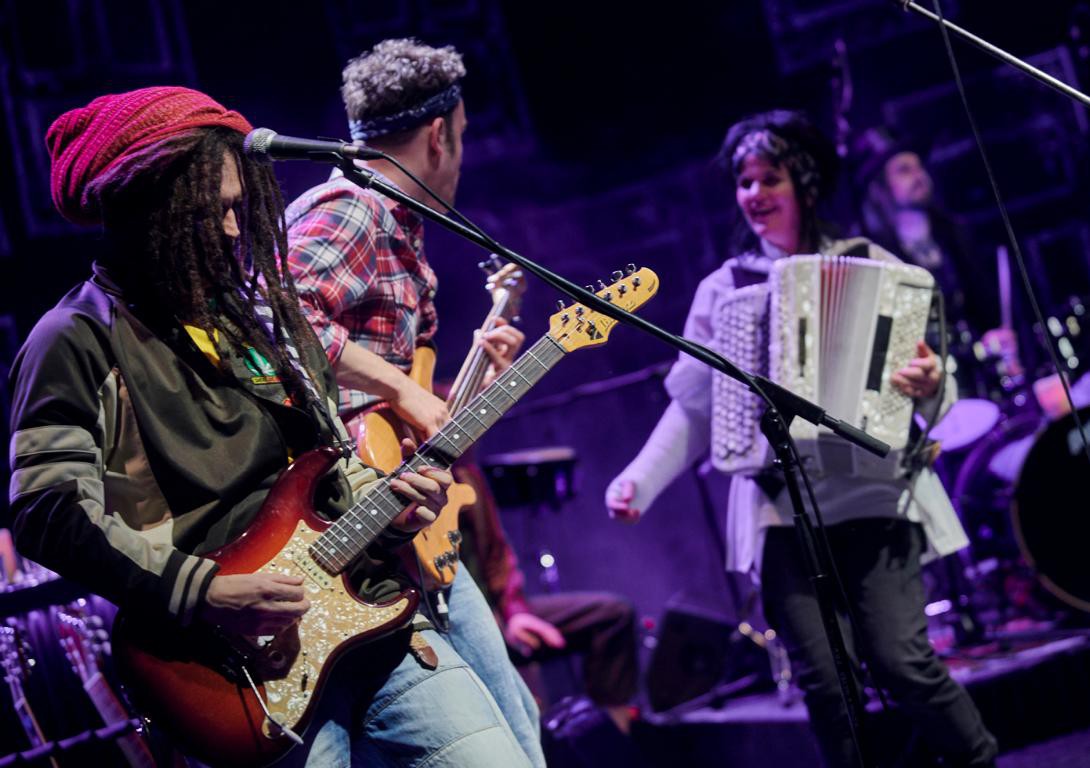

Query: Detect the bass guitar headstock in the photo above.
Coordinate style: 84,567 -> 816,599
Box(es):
480,255 -> 527,322
56,601 -> 109,684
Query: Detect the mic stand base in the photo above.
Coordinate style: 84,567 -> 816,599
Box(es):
759,408 -> 870,768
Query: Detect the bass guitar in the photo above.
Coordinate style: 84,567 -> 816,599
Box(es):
358,258 -> 526,590
113,267 -> 658,767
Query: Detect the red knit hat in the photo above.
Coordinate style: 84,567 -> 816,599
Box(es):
46,86 -> 254,225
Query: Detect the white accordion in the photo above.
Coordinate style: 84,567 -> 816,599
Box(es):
710,253 -> 935,480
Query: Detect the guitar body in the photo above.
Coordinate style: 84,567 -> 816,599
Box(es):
112,448 -> 419,768
356,346 -> 476,590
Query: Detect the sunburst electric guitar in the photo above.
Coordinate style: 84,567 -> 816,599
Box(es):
358,259 -> 527,590
112,267 -> 658,768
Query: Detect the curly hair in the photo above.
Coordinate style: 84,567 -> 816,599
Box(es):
97,127 -> 322,406
341,38 -> 464,125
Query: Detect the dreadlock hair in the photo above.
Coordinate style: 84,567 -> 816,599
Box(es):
96,126 -> 322,407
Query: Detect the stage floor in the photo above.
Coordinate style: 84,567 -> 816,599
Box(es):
630,632 -> 1090,768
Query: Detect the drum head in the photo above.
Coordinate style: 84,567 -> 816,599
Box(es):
930,399 -> 1002,453
1013,406 -> 1090,612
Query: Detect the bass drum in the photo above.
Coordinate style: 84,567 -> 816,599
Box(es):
951,411 -> 1042,563
1013,406 -> 1090,612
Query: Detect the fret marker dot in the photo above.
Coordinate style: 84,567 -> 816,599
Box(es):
341,536 -> 348,542
453,433 -> 460,440
370,509 -> 379,516
509,381 -> 517,386
355,523 -> 362,529
479,408 -> 487,414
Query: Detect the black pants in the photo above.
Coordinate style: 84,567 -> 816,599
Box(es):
515,591 -> 639,707
761,519 -> 998,768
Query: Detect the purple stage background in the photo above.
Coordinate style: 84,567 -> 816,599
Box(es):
1,0 -> 1089,635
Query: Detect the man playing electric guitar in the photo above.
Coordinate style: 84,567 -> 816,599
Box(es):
285,39 -> 545,766
9,86 -> 536,767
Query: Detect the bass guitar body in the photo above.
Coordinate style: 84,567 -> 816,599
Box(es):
356,346 -> 476,590
112,448 -> 419,768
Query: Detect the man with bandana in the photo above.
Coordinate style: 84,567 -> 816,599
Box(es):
285,39 -> 545,766
606,111 -> 997,768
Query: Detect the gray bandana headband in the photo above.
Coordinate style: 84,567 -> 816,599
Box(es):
731,129 -> 821,202
348,83 -> 462,141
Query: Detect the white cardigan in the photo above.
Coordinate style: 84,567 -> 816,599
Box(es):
608,239 -> 968,574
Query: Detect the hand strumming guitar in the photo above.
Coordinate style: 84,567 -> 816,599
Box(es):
389,378 -> 450,438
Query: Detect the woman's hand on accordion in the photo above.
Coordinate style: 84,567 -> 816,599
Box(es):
606,479 -> 641,524
892,341 -> 942,400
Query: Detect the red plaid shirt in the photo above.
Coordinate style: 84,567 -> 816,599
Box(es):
285,173 -> 438,417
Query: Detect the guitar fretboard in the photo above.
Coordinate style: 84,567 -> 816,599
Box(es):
311,334 -> 566,573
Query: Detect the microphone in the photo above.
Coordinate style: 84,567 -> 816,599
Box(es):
243,128 -> 384,162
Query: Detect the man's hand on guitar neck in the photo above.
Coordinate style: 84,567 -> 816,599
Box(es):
479,317 -> 525,389
390,437 -> 454,533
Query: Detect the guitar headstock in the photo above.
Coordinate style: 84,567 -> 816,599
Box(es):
0,619 -> 33,692
55,601 -> 108,684
548,266 -> 659,352
482,257 -> 527,321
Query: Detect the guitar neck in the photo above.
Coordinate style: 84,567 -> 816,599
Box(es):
10,686 -> 60,768
313,334 -> 566,574
11,692 -> 46,748
447,290 -> 513,416
84,674 -> 158,768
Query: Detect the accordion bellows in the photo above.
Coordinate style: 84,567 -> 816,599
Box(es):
711,254 -> 935,479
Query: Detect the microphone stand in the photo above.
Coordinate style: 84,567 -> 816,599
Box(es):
334,157 -> 885,766
893,0 -> 1090,107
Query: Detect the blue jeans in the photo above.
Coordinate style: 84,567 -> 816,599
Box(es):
299,627 -> 533,768
442,567 -> 546,768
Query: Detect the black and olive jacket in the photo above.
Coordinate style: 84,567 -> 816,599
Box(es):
8,265 -> 397,625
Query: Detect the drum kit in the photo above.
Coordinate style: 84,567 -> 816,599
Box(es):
930,292 -> 1090,622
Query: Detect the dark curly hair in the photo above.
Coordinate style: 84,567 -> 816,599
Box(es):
97,127 -> 321,405
715,110 -> 839,254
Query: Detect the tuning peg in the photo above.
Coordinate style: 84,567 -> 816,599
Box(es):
556,299 -> 566,310
585,284 -> 595,293
597,280 -> 608,291
611,270 -> 624,282
633,276 -> 642,287
575,306 -> 585,316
